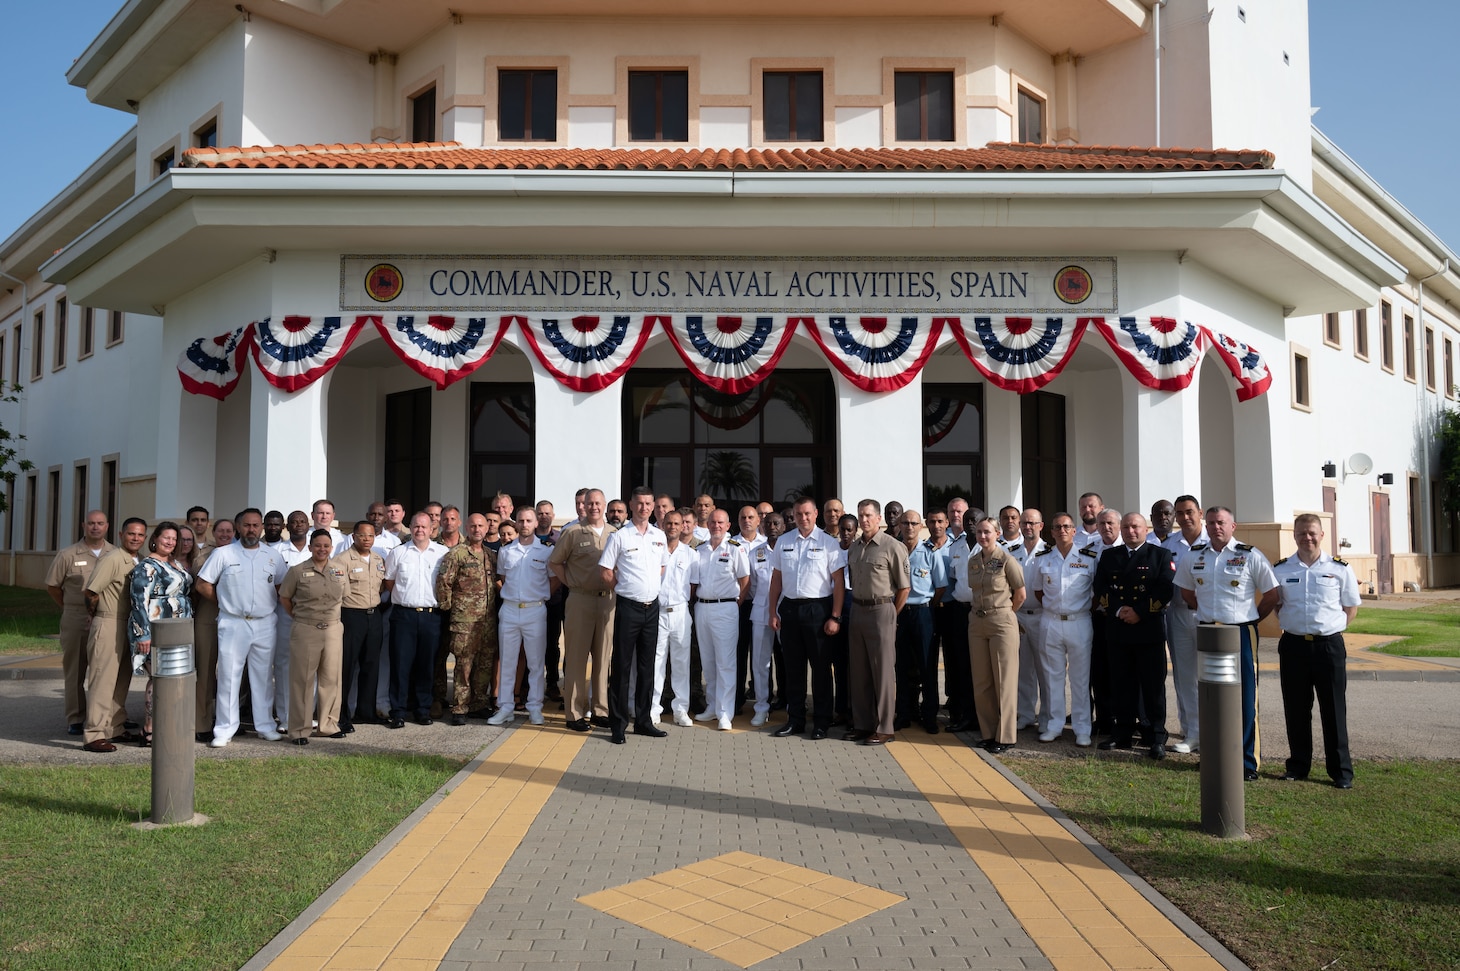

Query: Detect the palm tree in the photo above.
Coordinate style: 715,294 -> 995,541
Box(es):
699,450 -> 758,502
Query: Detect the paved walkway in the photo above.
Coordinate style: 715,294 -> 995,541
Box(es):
244,711 -> 1241,971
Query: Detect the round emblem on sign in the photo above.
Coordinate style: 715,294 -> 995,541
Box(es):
1053,265 -> 1094,305
364,263 -> 404,303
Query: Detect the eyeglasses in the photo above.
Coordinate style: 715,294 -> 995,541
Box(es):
1052,524 -> 1076,531
902,520 -> 923,527
1021,521 -> 1042,526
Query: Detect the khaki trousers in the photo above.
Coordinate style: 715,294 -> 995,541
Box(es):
289,621 -> 342,739
82,612 -> 132,744
970,608 -> 1019,745
59,607 -> 92,727
194,597 -> 219,732
563,591 -> 614,721
849,601 -> 898,734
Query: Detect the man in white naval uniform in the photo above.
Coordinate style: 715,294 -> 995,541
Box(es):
490,507 -> 555,726
651,509 -> 695,727
691,509 -> 750,730
1160,494 -> 1208,753
1027,512 -> 1099,746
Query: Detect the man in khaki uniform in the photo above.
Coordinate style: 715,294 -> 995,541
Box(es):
191,517 -> 229,741
333,519 -> 386,732
844,500 -> 911,745
549,488 -> 616,731
80,517 -> 148,752
435,513 -> 497,725
45,509 -> 113,734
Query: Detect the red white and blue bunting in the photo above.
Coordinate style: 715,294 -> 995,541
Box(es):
1091,316 -> 1206,392
250,315 -> 368,392
177,313 -> 1275,402
374,314 -> 511,391
177,324 -> 252,400
799,315 -> 946,392
1206,328 -> 1274,402
949,315 -> 1087,394
660,314 -> 800,394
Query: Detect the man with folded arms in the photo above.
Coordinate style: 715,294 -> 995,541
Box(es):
1028,512 -> 1099,746
491,507 -> 554,726
549,488 -> 617,732
690,509 -> 750,731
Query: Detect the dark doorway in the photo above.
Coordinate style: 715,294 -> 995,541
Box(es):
923,383 -> 984,513
385,388 -> 431,516
469,383 -> 535,512
1372,490 -> 1392,594
1021,390 -> 1067,518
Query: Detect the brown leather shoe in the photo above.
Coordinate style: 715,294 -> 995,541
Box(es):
862,732 -> 895,745
844,729 -> 873,742
83,739 -> 117,753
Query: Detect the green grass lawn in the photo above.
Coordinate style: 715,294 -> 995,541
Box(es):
1008,755 -> 1460,971
0,585 -> 62,654
1349,604 -> 1460,656
0,753 -> 463,971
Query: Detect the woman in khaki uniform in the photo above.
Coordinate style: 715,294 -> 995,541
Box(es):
279,529 -> 348,745
966,517 -> 1026,753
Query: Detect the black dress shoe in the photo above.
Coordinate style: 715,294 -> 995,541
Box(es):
986,742 -> 1014,754
1148,744 -> 1166,760
416,715 -> 433,726
948,719 -> 976,733
1244,770 -> 1260,782
1333,779 -> 1353,789
590,715 -> 611,728
1098,736 -> 1133,751
327,731 -> 346,739
807,727 -> 828,740
1280,772 -> 1306,781
467,708 -> 493,719
195,732 -> 212,744
634,724 -> 668,738
67,723 -> 83,736
844,730 -> 873,742
450,713 -> 467,726
892,717 -> 911,731
342,723 -> 356,734
388,717 -> 406,729
610,731 -> 626,744
771,721 -> 804,737
566,718 -> 591,732
292,737 -> 309,746
922,720 -> 941,735
830,714 -> 849,727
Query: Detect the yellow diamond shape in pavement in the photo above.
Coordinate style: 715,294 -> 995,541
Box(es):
577,852 -> 904,967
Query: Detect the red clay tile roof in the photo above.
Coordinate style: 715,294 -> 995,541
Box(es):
181,141 -> 1274,172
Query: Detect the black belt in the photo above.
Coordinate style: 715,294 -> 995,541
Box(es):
854,596 -> 894,607
402,606 -> 437,613
974,606 -> 1010,617
342,606 -> 376,615
1285,631 -> 1339,641
782,596 -> 830,604
617,595 -> 657,608
697,597 -> 737,604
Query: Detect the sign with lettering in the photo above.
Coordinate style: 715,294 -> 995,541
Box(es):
341,255 -> 1116,314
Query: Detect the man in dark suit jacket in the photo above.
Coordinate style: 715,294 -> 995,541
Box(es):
1093,512 -> 1177,759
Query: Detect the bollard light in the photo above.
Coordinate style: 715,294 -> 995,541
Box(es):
1197,623 -> 1245,839
147,617 -> 202,827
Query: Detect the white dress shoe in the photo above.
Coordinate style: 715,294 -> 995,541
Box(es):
528,711 -> 544,725
673,711 -> 693,727
693,711 -> 717,722
487,709 -> 515,726
1075,733 -> 1092,747
1038,731 -> 1059,743
717,715 -> 732,731
750,712 -> 768,727
1170,741 -> 1192,754
208,737 -> 229,748
257,729 -> 283,742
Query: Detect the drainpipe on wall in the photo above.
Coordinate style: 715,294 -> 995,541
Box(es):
0,266 -> 26,581
1154,0 -> 1167,147
1417,258 -> 1451,587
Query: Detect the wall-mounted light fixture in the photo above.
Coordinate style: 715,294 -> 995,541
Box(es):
1322,461 -> 1337,478
1378,472 -> 1394,486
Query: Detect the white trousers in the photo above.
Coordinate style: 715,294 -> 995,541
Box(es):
1041,612 -> 1093,736
215,614 -> 277,742
498,602 -> 547,714
750,621 -> 775,716
652,604 -> 692,719
1166,603 -> 1201,746
695,601 -> 739,719
1016,609 -> 1047,725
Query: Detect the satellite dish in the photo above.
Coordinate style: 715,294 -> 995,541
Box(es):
1347,452 -> 1374,476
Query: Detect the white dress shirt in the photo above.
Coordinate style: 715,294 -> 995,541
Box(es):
599,522 -> 670,602
198,543 -> 287,618
1028,544 -> 1098,615
692,538 -> 751,600
385,541 -> 448,608
497,537 -> 553,603
660,543 -> 695,608
1175,537 -> 1278,624
1273,552 -> 1361,636
771,528 -> 847,599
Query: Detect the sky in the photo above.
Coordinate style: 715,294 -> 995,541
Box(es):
1,1 -> 1457,254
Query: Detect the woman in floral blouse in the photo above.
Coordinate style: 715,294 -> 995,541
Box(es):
129,521 -> 194,746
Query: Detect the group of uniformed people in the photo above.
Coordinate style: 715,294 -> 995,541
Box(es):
48,487 -> 1360,787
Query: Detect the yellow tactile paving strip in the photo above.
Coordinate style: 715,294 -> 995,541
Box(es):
264,724 -> 586,971
890,732 -> 1224,971
578,851 -> 903,968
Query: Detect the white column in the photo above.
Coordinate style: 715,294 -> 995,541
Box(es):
432,381 -> 468,502
248,373 -> 331,511
1121,372 -> 1204,515
533,367 -> 623,503
835,374 -> 921,507
983,386 -> 1023,509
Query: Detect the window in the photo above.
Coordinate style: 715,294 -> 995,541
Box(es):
1291,345 -> 1311,411
498,70 -> 557,142
9,323 -> 19,385
154,148 -> 175,177
194,119 -> 218,148
52,297 -> 67,371
894,71 -> 954,141
1424,327 -> 1436,390
1017,88 -> 1045,143
31,309 -> 43,381
24,473 -> 37,551
1445,336 -> 1454,398
46,468 -> 60,551
1354,307 -> 1369,360
628,71 -> 689,142
2,479 -> 12,550
73,463 -> 89,542
925,383 -> 987,513
1380,301 -> 1394,371
1020,390 -> 1065,521
1408,473 -> 1422,553
411,86 -> 437,142
470,383 -> 536,512
79,307 -> 94,359
1323,312 -> 1341,348
0,331 -> 5,385
384,388 -> 431,516
101,458 -> 118,543
106,310 -> 124,347
1403,313 -> 1416,381
763,71 -> 824,142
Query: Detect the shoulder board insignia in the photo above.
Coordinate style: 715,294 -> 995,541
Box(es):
1190,543 -> 1208,551
1078,544 -> 1098,557
1275,556 -> 1288,566
729,539 -> 740,546
1235,542 -> 1253,552
1333,556 -> 1348,566
1035,546 -> 1056,556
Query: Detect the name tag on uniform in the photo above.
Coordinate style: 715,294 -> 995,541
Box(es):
353,567 -> 365,573
75,560 -> 89,566
807,548 -> 824,557
304,571 -> 317,578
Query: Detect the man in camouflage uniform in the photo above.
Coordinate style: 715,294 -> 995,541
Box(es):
434,513 -> 498,725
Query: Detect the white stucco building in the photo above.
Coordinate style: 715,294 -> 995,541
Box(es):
2,0 -> 1457,594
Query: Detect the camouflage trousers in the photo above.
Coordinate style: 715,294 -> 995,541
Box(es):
447,619 -> 499,715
